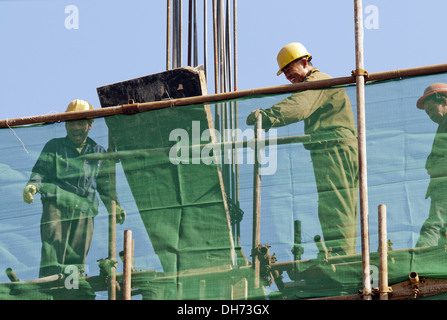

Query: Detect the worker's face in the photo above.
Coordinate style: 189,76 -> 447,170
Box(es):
423,97 -> 447,124
65,119 -> 93,147
282,59 -> 308,84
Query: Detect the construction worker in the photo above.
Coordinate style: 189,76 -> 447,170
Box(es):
415,83 -> 447,247
246,42 -> 359,256
23,99 -> 125,294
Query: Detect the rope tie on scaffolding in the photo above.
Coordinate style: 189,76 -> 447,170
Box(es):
122,99 -> 140,115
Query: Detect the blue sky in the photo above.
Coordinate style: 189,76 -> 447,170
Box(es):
0,0 -> 446,120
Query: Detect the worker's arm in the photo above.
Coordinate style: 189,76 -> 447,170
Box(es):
246,88 -> 328,130
96,158 -> 126,225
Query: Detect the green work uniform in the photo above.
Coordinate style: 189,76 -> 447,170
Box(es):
28,137 -> 117,280
252,69 -> 359,256
416,115 -> 447,247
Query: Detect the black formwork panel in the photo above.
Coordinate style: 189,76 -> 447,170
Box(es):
97,67 -> 235,299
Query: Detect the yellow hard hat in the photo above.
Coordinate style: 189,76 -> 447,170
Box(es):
65,99 -> 94,112
276,42 -> 312,76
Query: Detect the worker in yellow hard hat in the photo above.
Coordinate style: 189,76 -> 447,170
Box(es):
23,99 -> 125,298
275,42 -> 312,78
415,83 -> 447,247
246,42 -> 359,256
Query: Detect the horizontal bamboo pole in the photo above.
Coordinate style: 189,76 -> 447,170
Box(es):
307,275 -> 447,300
81,134 -> 311,162
1,63 -> 447,128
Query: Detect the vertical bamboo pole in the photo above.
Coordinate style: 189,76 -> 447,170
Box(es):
378,204 -> 389,300
233,0 -> 242,260
108,201 -> 117,300
107,133 -> 117,300
252,113 -> 262,288
354,0 -> 372,300
123,230 -> 133,300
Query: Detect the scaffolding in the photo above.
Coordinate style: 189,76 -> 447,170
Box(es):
2,0 -> 447,300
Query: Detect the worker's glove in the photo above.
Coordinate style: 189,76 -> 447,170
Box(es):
116,204 -> 126,225
246,109 -> 264,126
246,109 -> 275,132
23,184 -> 37,204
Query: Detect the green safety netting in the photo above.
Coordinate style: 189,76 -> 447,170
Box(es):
1,71 -> 447,300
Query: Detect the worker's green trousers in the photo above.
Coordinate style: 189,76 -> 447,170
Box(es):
39,202 -> 94,278
310,140 -> 359,256
416,184 -> 447,248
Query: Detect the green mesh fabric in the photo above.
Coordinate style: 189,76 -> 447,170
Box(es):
1,72 -> 447,300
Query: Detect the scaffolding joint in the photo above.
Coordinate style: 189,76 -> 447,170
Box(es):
358,288 -> 373,299
372,285 -> 393,298
351,68 -> 369,79
409,271 -> 422,299
251,244 -> 284,289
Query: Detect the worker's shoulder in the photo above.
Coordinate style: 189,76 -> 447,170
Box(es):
439,116 -> 447,132
306,68 -> 333,81
43,137 -> 65,146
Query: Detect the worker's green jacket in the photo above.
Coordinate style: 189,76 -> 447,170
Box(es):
425,115 -> 447,199
254,68 -> 359,255
259,68 -> 357,149
28,136 -> 117,219
416,115 -> 447,248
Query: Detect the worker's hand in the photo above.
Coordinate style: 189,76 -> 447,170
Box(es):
23,184 -> 37,204
246,109 -> 264,125
116,204 -> 126,225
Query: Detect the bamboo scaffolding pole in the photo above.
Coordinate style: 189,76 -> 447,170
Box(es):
354,0 -> 372,300
123,230 -> 132,300
81,135 -> 309,165
1,273 -> 64,286
2,63 -> 447,128
378,204 -> 389,300
108,200 -> 117,300
5,268 -> 19,282
252,113 -> 262,289
6,262 -> 447,300
231,0 -> 243,264
306,274 -> 447,300
107,131 -> 117,300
